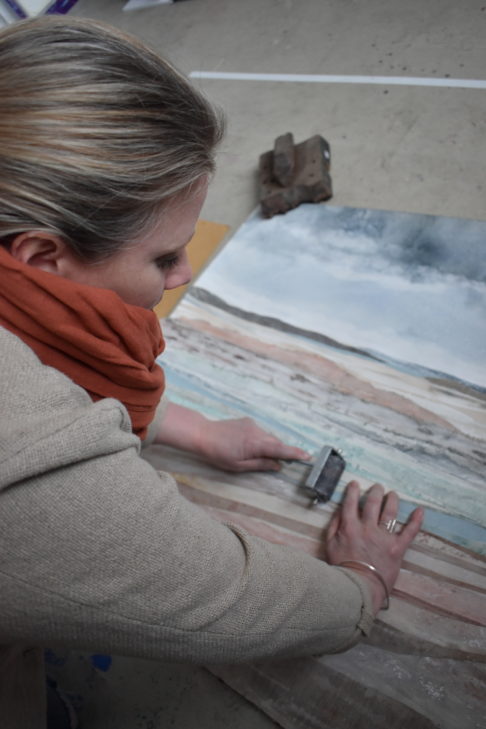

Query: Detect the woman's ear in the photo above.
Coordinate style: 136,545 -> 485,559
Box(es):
9,231 -> 69,274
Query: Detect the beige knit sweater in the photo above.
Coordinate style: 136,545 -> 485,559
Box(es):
0,327 -> 374,728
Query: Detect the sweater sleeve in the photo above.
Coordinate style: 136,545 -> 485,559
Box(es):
0,329 -> 374,664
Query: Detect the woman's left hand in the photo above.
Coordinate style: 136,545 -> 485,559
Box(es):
198,416 -> 310,472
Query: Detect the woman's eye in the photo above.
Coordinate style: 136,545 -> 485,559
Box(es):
156,255 -> 180,270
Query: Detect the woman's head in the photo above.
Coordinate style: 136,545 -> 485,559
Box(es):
0,16 -> 224,262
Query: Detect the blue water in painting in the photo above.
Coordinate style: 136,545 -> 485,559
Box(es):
163,365 -> 486,554
196,205 -> 486,389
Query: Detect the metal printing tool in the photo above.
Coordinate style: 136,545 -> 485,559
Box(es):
299,445 -> 346,505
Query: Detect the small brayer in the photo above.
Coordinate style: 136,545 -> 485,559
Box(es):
296,445 -> 346,505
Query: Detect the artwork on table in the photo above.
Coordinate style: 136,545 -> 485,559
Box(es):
149,204 -> 486,729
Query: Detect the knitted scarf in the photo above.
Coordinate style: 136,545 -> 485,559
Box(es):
0,247 -> 165,439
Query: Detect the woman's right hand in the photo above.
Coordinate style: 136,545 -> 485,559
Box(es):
326,481 -> 424,614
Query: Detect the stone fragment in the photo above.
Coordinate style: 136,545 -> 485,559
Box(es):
259,134 -> 332,218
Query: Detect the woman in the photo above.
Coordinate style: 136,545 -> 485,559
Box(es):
0,17 -> 423,728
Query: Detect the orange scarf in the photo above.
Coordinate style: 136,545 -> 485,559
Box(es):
0,247 -> 165,440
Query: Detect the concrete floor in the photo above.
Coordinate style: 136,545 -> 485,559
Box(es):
47,0 -> 485,727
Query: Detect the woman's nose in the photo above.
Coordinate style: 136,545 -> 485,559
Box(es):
165,251 -> 192,290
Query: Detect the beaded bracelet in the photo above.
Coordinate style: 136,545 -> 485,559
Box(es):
338,560 -> 390,610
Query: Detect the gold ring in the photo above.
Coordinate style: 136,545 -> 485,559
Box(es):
380,518 -> 397,533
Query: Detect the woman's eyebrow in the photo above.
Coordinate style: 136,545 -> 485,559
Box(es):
160,230 -> 196,255
155,231 -> 196,260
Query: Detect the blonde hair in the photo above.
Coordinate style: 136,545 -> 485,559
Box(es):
0,16 -> 224,260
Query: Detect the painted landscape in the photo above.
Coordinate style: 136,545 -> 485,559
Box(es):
150,204 -> 486,729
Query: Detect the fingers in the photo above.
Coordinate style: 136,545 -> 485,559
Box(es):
238,418 -> 310,461
340,480 -> 360,527
334,482 -> 422,541
362,483 -> 385,524
286,446 -> 312,460
379,490 -> 399,526
398,507 -> 424,547
256,438 -> 311,461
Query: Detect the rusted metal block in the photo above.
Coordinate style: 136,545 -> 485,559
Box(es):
259,134 -> 332,218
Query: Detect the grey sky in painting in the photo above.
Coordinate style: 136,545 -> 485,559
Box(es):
196,205 -> 486,387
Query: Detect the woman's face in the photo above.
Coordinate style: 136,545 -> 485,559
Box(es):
64,178 -> 208,309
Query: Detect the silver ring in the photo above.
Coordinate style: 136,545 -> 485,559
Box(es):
380,518 -> 397,533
